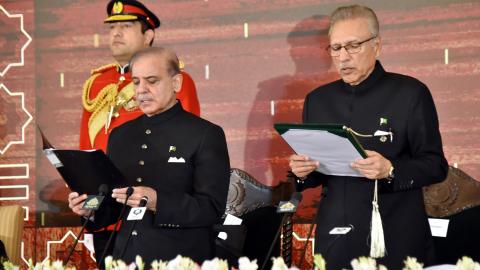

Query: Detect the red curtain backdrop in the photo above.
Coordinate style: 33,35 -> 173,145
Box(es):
0,0 -> 479,268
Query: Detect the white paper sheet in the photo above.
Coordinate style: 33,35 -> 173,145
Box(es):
281,129 -> 364,177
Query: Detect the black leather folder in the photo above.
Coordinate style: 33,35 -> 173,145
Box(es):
39,127 -> 128,195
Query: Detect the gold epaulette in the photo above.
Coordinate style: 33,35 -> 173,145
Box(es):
179,59 -> 185,70
82,62 -> 137,147
90,63 -> 117,75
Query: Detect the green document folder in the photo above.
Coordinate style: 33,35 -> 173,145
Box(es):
274,123 -> 367,177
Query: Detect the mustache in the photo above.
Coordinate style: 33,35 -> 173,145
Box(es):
135,94 -> 152,103
339,64 -> 355,69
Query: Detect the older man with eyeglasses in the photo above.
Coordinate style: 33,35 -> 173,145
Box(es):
288,5 -> 448,269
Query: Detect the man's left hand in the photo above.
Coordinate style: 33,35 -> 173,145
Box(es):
112,186 -> 157,211
351,150 -> 392,180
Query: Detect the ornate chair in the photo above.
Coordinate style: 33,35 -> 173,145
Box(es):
0,205 -> 24,265
423,165 -> 480,263
225,168 -> 294,217
216,168 -> 294,268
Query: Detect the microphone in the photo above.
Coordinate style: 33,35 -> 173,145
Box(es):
64,184 -> 109,264
118,196 -> 149,258
98,186 -> 134,266
98,184 -> 109,197
260,192 -> 303,270
277,192 -> 302,214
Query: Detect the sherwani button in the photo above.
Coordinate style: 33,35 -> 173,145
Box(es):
141,144 -> 148,149
146,129 -> 151,135
136,177 -> 143,183
139,160 -> 145,166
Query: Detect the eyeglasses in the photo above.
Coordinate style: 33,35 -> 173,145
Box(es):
326,36 -> 377,56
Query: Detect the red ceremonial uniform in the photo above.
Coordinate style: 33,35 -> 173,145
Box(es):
79,64 -> 200,152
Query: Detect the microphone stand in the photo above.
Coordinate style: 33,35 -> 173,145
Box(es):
297,183 -> 327,268
64,184 -> 109,265
298,207 -> 320,268
260,192 -> 302,270
260,213 -> 291,270
98,187 -> 134,267
118,196 -> 148,259
64,210 -> 95,265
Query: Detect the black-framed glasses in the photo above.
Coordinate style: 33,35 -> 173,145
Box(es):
326,36 -> 377,56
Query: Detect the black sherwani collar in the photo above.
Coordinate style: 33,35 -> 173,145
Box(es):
142,101 -> 183,125
342,60 -> 385,93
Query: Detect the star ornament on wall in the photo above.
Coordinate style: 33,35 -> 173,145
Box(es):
42,230 -> 96,264
0,83 -> 33,155
0,5 -> 33,77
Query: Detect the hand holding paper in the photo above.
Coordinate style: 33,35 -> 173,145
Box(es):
276,123 -> 367,177
351,150 -> 392,180
289,154 -> 319,178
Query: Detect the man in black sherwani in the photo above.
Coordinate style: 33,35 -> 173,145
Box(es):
69,47 -> 230,266
288,5 -> 448,270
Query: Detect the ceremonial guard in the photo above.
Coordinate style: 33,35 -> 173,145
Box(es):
79,0 -> 200,152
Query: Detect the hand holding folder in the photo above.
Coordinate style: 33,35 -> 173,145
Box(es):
275,123 -> 367,177
39,127 -> 129,195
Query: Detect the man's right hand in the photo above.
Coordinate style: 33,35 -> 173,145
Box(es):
289,154 -> 319,178
68,192 -> 91,217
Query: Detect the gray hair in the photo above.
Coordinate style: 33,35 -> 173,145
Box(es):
328,5 -> 379,37
130,47 -> 180,76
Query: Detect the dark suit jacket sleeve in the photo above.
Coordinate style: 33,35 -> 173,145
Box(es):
153,125 -> 230,228
389,84 -> 448,191
295,171 -> 326,191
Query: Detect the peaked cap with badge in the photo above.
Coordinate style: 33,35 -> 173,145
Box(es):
105,0 -> 160,29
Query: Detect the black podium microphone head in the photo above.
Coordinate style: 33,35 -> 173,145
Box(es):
290,192 -> 303,203
98,184 -> 109,196
277,192 -> 303,214
126,186 -> 134,197
139,196 -> 148,207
